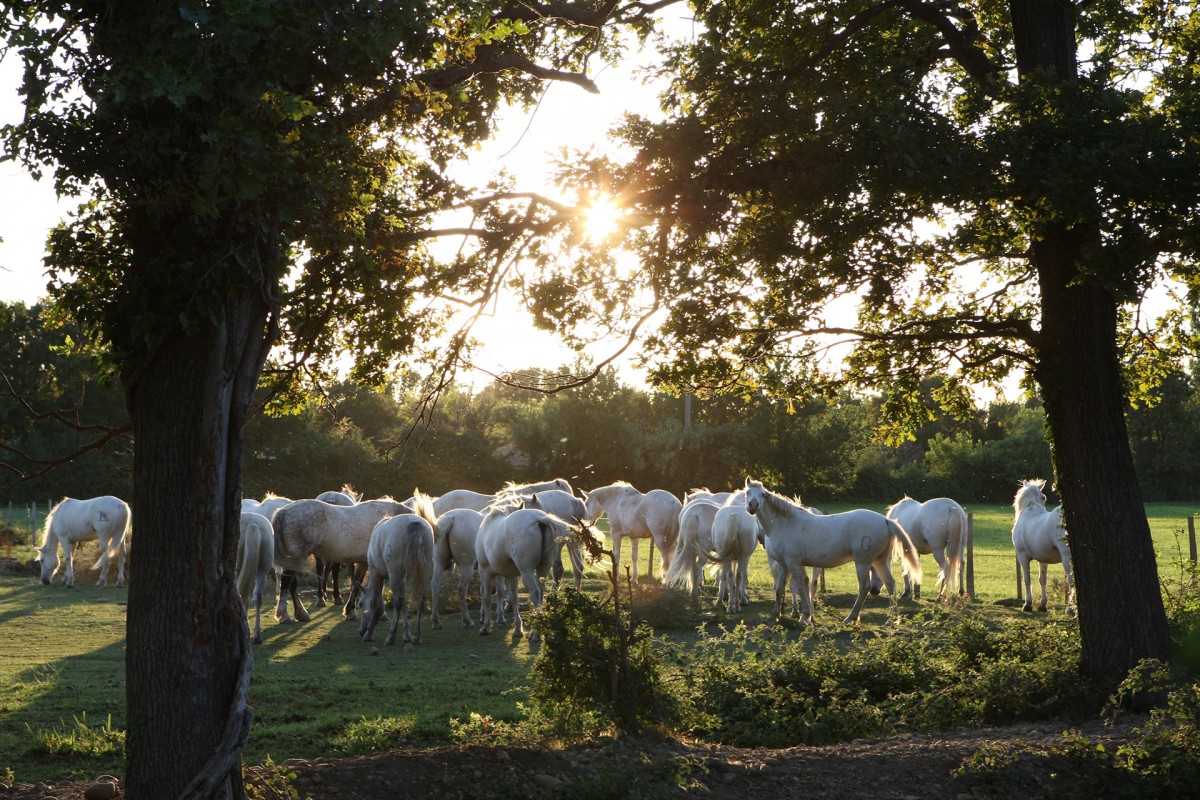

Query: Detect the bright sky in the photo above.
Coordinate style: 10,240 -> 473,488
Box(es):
0,44 -> 668,387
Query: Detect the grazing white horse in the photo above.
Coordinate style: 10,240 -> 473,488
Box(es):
475,504 -> 571,640
237,512 -> 275,644
273,497 -> 411,622
1012,479 -> 1074,613
313,485 -> 364,608
745,478 -> 921,624
521,489 -> 591,589
432,479 -> 574,517
359,494 -> 437,648
37,496 -> 130,588
431,507 -> 485,629
708,503 -> 758,613
582,482 -> 682,581
886,496 -> 967,600
665,500 -> 721,599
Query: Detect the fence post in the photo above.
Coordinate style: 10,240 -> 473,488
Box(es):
965,512 -> 975,601
30,503 -> 38,547
1189,515 -> 1197,566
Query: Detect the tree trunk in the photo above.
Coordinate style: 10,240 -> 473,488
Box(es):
124,287 -> 273,799
1013,0 -> 1172,690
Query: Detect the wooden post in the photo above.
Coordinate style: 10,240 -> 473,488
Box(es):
965,512 -> 975,601
1189,516 -> 1197,566
30,503 -> 38,548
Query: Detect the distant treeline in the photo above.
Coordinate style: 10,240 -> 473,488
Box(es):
4,300 -> 1200,506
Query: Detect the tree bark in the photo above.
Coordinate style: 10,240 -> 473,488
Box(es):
124,285 -> 273,799
1032,224 -> 1173,687
1012,0 -> 1173,689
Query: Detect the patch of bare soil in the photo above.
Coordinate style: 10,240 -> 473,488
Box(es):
1,716 -> 1144,800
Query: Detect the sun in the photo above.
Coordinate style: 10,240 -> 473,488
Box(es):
580,196 -> 623,243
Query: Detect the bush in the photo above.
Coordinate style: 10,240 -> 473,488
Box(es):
527,588 -> 680,737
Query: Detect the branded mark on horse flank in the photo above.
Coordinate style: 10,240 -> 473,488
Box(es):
860,535 -> 872,552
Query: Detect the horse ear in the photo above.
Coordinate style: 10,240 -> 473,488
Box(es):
744,476 -> 752,489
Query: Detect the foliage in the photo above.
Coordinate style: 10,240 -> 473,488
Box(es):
527,587 -> 680,737
244,756 -> 299,800
677,614 -> 1098,748
954,662 -> 1200,798
24,713 -> 124,762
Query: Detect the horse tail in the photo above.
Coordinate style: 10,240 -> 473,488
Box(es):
237,514 -> 269,601
942,504 -> 967,595
889,518 -> 923,587
102,499 -> 132,563
664,515 -> 696,591
409,490 -> 438,536
403,519 -> 434,601
536,517 -> 564,577
662,512 -> 681,575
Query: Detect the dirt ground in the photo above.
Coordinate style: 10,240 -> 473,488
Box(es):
1,715 -> 1144,800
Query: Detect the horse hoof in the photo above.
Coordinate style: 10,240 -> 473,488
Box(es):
296,613 -> 311,623
253,635 -> 263,645
314,598 -> 326,609
385,636 -> 396,646
432,621 -> 443,630
478,628 -> 490,636
404,642 -> 415,652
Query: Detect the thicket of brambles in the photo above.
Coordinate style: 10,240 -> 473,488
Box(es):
6,299 -> 1200,509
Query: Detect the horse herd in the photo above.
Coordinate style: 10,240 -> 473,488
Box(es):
32,477 -> 1076,646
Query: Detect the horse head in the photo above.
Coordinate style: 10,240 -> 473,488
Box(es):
743,478 -> 766,515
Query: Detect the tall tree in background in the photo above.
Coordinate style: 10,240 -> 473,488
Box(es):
538,1 -> 1200,687
0,1 -> 655,796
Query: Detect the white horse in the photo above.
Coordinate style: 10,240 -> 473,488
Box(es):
475,504 -> 571,640
313,485 -> 364,608
359,494 -> 437,648
1012,479 -> 1074,613
432,478 -> 574,517
886,496 -> 967,600
431,507 -> 485,629
665,500 -> 721,599
582,482 -> 682,581
273,497 -> 411,622
707,503 -> 758,613
744,478 -> 921,624
242,492 -> 291,520
237,512 -> 275,644
521,489 -> 591,589
37,496 -> 130,588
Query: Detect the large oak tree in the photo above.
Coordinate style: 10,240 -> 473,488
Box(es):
530,0 -> 1200,688
1,0 -> 659,796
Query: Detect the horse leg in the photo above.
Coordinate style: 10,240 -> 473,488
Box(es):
62,542 -> 76,588
1037,562 -> 1049,612
431,562 -> 445,630
385,580 -> 402,646
796,566 -> 814,624
115,541 -> 127,588
313,557 -> 327,608
1061,548 -> 1075,612
1018,556 -> 1034,612
275,568 -> 292,623
289,571 -> 312,622
478,569 -> 493,636
458,566 -> 475,628
331,562 -> 343,605
844,563 -> 872,624
252,572 -> 267,644
510,578 -> 525,640
93,536 -> 112,589
342,563 -> 366,621
771,560 -> 787,616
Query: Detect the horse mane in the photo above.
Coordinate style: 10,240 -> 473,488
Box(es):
885,496 -> 915,516
339,484 -> 362,502
1014,479 -> 1048,513
408,490 -> 438,532
41,498 -> 69,543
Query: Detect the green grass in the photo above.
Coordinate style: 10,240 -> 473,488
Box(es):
1,502 -> 1198,784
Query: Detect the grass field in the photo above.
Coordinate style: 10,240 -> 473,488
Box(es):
1,501 -> 1197,784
